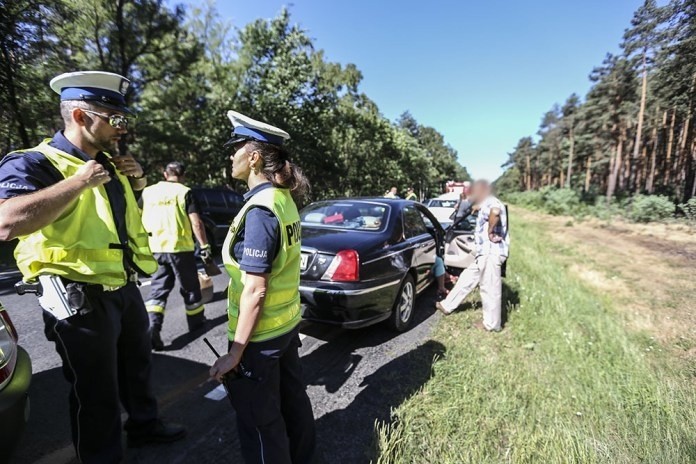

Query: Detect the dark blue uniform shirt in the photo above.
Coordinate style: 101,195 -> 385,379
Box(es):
0,131 -> 131,264
232,182 -> 280,274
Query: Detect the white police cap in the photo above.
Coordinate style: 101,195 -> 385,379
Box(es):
225,110 -> 290,147
50,71 -> 133,114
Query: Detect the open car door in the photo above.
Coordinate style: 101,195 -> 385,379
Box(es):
443,213 -> 477,272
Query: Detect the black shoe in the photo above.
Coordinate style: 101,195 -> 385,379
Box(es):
151,328 -> 164,351
127,420 -> 186,448
186,312 -> 206,332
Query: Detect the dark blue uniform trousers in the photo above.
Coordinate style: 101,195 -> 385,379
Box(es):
43,282 -> 159,464
227,326 -> 316,464
147,252 -> 202,311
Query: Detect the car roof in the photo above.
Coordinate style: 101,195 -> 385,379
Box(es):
309,196 -> 416,205
436,192 -> 460,200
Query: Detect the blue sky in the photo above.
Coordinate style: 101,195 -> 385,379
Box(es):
192,0 -> 643,180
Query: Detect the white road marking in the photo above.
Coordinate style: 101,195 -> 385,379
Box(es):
205,384 -> 228,401
140,280 -> 151,287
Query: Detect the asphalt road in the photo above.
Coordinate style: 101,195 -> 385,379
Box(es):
5,262 -> 444,464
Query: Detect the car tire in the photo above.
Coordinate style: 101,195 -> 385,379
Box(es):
389,274 -> 416,332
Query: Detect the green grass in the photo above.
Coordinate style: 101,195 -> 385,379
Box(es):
375,214 -> 696,464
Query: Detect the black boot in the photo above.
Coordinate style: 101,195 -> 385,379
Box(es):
186,310 -> 206,332
148,312 -> 164,351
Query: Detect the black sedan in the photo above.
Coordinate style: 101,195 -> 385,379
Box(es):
192,187 -> 244,251
299,198 -> 444,331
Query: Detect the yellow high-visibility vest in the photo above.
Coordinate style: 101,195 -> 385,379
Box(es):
141,181 -> 195,253
12,140 -> 157,287
222,187 -> 301,342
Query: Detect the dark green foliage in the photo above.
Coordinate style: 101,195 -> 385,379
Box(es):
679,198 -> 696,221
628,194 -> 675,222
542,188 -> 582,216
504,187 -> 582,216
0,2 -> 469,199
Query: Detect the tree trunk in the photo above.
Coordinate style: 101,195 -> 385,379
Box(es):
632,53 -> 648,162
584,153 -> 593,193
607,132 -> 624,202
637,144 -> 648,191
665,108 -> 676,185
683,78 -> 695,201
620,135 -> 632,192
646,112 -> 661,193
525,153 -> 531,190
565,124 -> 575,188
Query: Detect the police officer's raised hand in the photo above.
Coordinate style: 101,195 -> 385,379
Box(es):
75,160 -> 111,188
112,154 -> 144,178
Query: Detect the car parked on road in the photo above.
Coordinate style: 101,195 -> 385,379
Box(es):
0,303 -> 32,462
299,198 -> 444,331
424,196 -> 458,228
191,187 -> 244,251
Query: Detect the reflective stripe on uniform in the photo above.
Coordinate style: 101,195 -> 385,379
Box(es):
146,304 -> 165,314
185,304 -> 205,316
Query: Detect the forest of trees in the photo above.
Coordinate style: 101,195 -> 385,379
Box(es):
0,0 -> 469,200
498,0 -> 696,204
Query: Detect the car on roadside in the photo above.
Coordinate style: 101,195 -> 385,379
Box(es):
424,196 -> 459,229
0,303 -> 32,463
298,198 -> 444,331
191,187 -> 244,251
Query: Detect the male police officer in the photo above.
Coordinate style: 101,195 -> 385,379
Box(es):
141,161 -> 210,350
0,71 -> 185,463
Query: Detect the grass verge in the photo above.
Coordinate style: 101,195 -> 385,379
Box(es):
375,209 -> 696,463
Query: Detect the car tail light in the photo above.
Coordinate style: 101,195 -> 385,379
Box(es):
321,250 -> 360,282
0,307 -> 18,391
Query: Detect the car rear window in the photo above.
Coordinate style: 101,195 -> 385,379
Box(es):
301,201 -> 390,231
429,199 -> 457,208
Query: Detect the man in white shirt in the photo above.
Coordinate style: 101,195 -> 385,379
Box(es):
437,180 -> 509,331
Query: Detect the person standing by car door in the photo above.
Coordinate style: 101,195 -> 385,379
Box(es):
437,180 -> 509,331
0,71 -> 185,463
140,161 -> 211,350
451,182 -> 472,225
209,110 -> 315,464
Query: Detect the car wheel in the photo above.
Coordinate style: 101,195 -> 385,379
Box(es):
390,274 -> 415,332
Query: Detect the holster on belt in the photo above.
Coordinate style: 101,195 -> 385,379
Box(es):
65,281 -> 95,315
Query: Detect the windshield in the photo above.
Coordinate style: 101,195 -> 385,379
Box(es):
301,201 -> 390,231
428,199 -> 457,208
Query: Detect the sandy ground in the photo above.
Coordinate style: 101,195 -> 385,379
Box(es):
513,207 -> 696,362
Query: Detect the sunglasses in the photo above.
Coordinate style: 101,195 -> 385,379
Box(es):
82,109 -> 130,130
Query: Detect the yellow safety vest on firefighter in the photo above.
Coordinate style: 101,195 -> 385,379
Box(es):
12,140 -> 157,287
140,181 -> 195,253
222,186 -> 302,342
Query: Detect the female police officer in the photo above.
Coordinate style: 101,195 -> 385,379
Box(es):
210,111 -> 315,464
